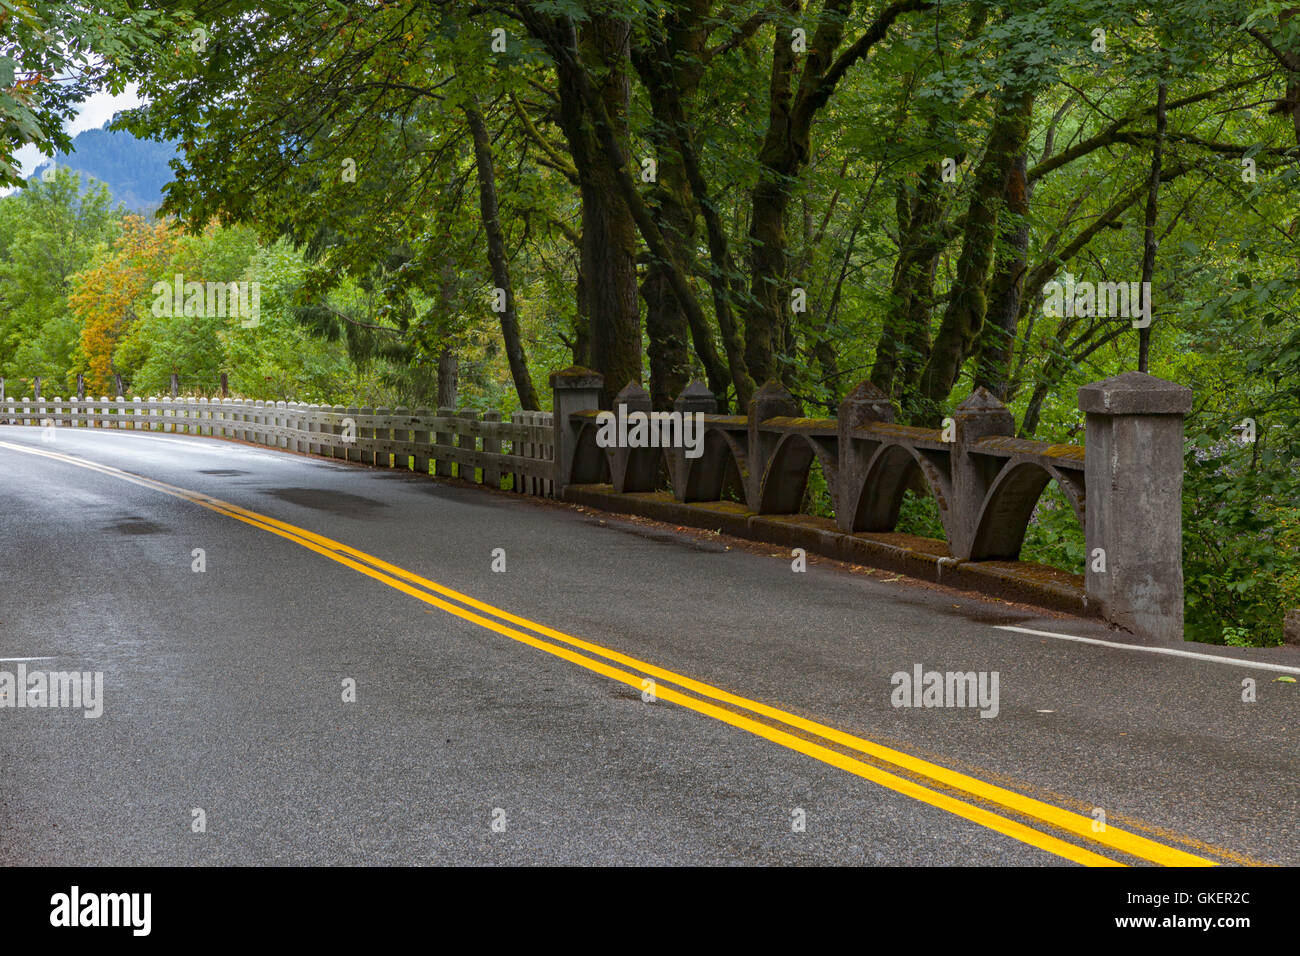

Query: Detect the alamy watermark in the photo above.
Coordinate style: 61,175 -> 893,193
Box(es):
50,886 -> 150,936
151,273 -> 261,328
890,664 -> 999,718
1043,272 -> 1151,329
595,408 -> 705,459
0,663 -> 103,718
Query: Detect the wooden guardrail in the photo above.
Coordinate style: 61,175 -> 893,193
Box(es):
0,395 -> 554,496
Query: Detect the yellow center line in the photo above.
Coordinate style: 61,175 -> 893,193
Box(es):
1,439 -> 1219,866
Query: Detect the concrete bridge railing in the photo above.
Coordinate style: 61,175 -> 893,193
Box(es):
0,395 -> 555,496
1,369 -> 1193,640
551,367 -> 1193,641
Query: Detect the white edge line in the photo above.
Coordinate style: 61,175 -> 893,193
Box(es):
996,625 -> 1300,676
0,657 -> 55,662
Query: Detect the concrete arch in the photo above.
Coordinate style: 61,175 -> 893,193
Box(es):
757,433 -> 838,515
849,442 -> 955,542
679,428 -> 748,503
619,444 -> 662,493
969,460 -> 1084,560
570,421 -> 610,485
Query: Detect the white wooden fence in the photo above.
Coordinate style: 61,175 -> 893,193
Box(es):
0,395 -> 554,496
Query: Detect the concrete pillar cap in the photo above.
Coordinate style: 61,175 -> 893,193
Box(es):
614,381 -> 651,405
954,386 -> 1011,416
549,366 -> 604,389
674,380 -> 717,413
1078,371 -> 1193,415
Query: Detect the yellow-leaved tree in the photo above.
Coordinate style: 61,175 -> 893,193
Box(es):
68,216 -> 177,394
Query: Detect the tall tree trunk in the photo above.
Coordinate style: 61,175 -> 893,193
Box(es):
548,14 -> 643,404
744,0 -> 930,388
971,150 -> 1030,399
437,347 -> 458,408
465,104 -> 540,410
873,164 -> 947,398
743,6 -> 799,388
631,1 -> 727,407
658,77 -> 753,406
913,87 -> 1034,422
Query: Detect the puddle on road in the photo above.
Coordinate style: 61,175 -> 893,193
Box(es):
263,486 -> 387,517
107,516 -> 166,535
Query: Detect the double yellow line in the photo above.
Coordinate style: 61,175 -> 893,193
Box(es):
1,439 -> 1218,867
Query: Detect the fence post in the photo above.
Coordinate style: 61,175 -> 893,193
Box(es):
435,406 -> 455,477
1079,371 -> 1193,641
549,367 -> 604,498
511,411 -> 528,493
457,409 -> 480,482
302,404 -> 315,454
374,407 -> 392,466
412,408 -> 431,475
482,410 -> 502,488
329,405 -> 344,458
391,407 -> 410,469
355,407 -> 373,464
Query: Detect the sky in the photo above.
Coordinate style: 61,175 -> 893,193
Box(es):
2,85 -> 143,195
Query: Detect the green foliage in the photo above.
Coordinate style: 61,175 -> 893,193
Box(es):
895,487 -> 947,541
0,168 -> 120,390
1020,484 -> 1087,573
0,0 -> 186,185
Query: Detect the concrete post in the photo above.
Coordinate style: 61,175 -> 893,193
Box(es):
1079,371 -> 1193,641
671,381 -> 717,499
358,407 -> 375,464
483,410 -> 502,488
456,409 -> 479,481
435,406 -> 455,477
335,408 -> 351,460
549,366 -> 604,497
950,387 -> 1015,560
391,406 -> 409,469
373,407 -> 392,466
612,381 -> 655,493
748,380 -> 799,511
412,408 -> 431,475
835,380 -> 894,532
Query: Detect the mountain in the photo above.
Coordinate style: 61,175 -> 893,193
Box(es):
30,123 -> 177,214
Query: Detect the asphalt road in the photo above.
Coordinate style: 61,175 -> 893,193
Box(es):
0,424 -> 1296,865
